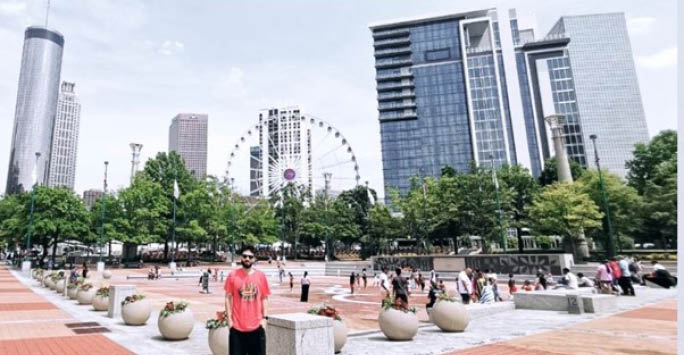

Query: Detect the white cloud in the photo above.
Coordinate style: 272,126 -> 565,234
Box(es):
0,0 -> 26,16
158,40 -> 184,56
638,47 -> 677,69
627,16 -> 656,36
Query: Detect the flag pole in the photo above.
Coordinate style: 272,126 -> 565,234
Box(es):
171,170 -> 178,265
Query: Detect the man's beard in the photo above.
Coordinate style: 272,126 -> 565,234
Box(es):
241,260 -> 253,269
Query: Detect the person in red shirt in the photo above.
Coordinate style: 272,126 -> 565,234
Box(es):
225,245 -> 270,355
608,258 -> 622,289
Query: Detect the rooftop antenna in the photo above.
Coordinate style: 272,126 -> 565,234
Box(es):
45,0 -> 51,28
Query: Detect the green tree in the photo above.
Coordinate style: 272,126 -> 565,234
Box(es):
90,194 -> 128,258
528,182 -> 603,259
337,185 -> 376,246
626,130 -> 677,195
118,178 -> 168,248
28,187 -> 91,265
539,157 -> 585,186
237,200 -> 278,245
275,183 -> 307,258
577,170 -> 642,251
0,193 -> 25,248
363,204 -> 404,259
640,159 -> 677,248
498,164 -> 540,252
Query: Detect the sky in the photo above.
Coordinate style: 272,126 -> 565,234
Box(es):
0,0 -> 677,199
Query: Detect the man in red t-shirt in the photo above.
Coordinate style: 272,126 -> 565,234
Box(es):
225,245 -> 271,355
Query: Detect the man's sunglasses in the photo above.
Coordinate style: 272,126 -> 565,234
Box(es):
241,254 -> 255,259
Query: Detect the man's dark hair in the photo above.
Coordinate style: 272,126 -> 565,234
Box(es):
651,260 -> 658,265
395,267 -> 401,275
562,268 -> 570,274
577,273 -> 584,278
239,245 -> 256,255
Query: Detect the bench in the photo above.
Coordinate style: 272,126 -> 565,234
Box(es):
514,290 -> 616,314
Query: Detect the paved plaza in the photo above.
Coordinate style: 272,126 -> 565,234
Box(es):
0,263 -> 677,354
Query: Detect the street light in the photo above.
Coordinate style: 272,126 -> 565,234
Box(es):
99,161 -> 108,264
589,134 -> 616,258
25,152 -> 41,262
230,177 -> 236,265
489,154 -> 506,252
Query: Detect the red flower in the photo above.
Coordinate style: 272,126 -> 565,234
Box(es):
217,312 -> 225,322
165,302 -> 175,311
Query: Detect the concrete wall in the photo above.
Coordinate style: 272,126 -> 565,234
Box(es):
371,254 -> 574,275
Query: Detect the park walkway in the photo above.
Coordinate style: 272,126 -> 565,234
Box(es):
0,266 -> 132,355
446,298 -> 677,355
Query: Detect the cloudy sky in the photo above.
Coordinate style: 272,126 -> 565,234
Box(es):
0,0 -> 677,199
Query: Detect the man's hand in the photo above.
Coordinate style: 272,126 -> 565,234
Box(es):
260,318 -> 268,329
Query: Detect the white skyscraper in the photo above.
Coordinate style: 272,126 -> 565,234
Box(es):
169,113 -> 208,179
47,81 -> 80,190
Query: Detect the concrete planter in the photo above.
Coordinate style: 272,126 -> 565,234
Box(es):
208,327 -> 229,355
432,300 -> 469,332
103,270 -> 112,279
77,287 -> 97,305
41,275 -> 50,287
158,309 -> 194,340
67,286 -> 80,299
378,308 -> 418,341
333,319 -> 347,353
122,298 -> 151,326
92,295 -> 109,311
55,279 -> 66,293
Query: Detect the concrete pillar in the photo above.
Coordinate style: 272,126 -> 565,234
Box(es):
267,313 -> 334,355
97,261 -> 105,273
21,261 -> 31,276
108,285 -> 136,318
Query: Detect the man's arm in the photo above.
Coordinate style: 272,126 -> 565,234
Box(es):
260,296 -> 269,328
225,292 -> 233,326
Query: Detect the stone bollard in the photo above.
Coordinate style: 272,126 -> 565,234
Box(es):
97,261 -> 105,273
21,261 -> 31,276
108,285 -> 136,318
566,294 -> 584,314
267,313 -> 334,355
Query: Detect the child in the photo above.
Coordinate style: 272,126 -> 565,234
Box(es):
522,280 -> 534,291
289,272 -> 294,293
508,273 -> 518,295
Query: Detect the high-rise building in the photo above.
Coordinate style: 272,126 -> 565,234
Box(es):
369,9 -> 648,199
83,189 -> 103,210
251,107 -> 313,196
168,113 -> 208,179
5,27 -> 64,194
47,81 -> 80,189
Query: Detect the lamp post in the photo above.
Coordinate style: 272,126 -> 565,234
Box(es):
489,155 -> 506,252
323,172 -> 332,261
99,161 -> 108,264
25,152 -> 41,266
589,134 -> 616,258
230,177 -> 236,265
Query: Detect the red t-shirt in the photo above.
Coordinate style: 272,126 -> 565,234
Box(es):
224,268 -> 271,332
608,261 -> 622,279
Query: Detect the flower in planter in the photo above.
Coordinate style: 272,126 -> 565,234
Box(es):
68,279 -> 83,290
438,293 -> 457,302
159,301 -> 189,319
121,294 -> 146,307
307,304 -> 342,321
205,311 -> 230,329
96,287 -> 109,298
381,296 -> 416,314
79,283 -> 94,292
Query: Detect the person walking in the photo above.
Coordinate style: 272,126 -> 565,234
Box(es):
379,267 -> 390,298
618,257 -> 635,296
507,273 -> 517,296
82,262 -> 89,279
300,271 -> 311,302
200,269 -> 211,294
288,272 -> 294,293
361,268 -> 368,289
349,272 -> 356,295
596,260 -> 613,294
456,268 -> 473,304
224,245 -> 270,355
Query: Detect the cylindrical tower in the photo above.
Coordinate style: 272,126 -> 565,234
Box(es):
5,26 -> 64,194
130,143 -> 143,184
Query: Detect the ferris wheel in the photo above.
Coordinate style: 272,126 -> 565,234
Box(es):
225,108 -> 361,198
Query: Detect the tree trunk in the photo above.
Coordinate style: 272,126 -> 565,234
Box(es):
50,239 -> 58,267
108,240 -> 112,258
164,240 -> 169,262
517,226 -> 524,253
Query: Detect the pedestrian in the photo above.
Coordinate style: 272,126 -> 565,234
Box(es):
288,272 -> 294,293
154,265 -> 160,279
480,278 -> 495,304
577,273 -> 594,288
220,270 -> 225,282
618,257 -> 635,296
392,267 -> 409,304
418,273 -> 425,293
361,268 -> 368,289
535,270 -> 547,290
456,268 -> 473,305
214,268 -> 219,282
202,269 -> 211,293
608,258 -> 622,290
300,271 -> 311,302
475,272 -> 486,301
379,267 -> 390,298
82,262 -> 89,279
555,268 -> 578,290
596,260 -> 613,294
277,261 -> 284,284
522,280 -> 534,291
426,281 -> 438,309
224,245 -> 270,355
507,273 -> 517,295
349,272 -> 356,294
429,269 -> 436,283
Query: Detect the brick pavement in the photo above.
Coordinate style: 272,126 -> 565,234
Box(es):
446,299 -> 677,355
0,266 -> 132,355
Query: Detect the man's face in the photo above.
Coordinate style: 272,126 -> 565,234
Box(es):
466,268 -> 472,277
241,251 -> 255,269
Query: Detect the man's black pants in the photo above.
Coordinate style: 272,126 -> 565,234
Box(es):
229,327 -> 265,355
618,276 -> 635,296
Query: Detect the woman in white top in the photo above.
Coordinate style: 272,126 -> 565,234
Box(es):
300,271 -> 311,302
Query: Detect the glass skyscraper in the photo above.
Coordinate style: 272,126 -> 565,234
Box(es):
5,27 -> 64,194
370,9 -> 648,200
169,113 -> 209,179
47,81 -> 80,190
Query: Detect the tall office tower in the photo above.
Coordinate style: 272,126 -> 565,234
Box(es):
370,9 -> 648,199
252,107 -> 313,196
47,81 -> 80,189
83,189 -> 103,210
168,113 -> 208,179
5,27 -> 64,194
